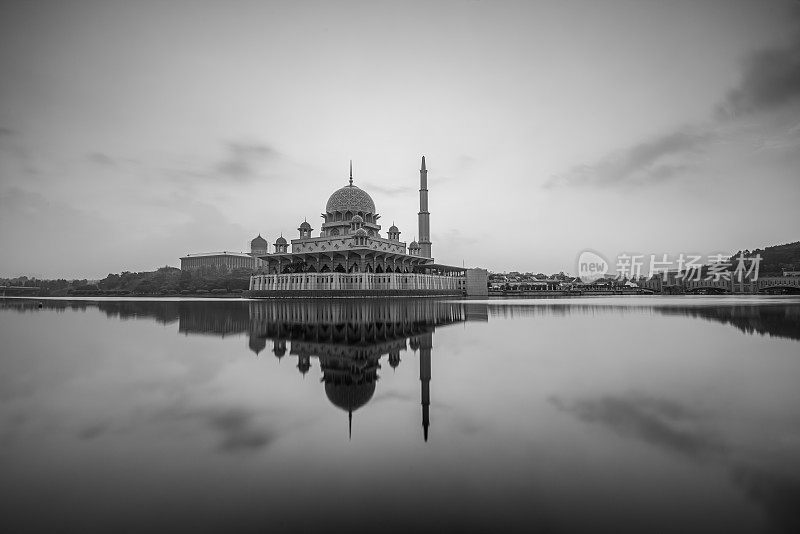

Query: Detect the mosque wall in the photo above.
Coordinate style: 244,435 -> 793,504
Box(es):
290,235 -> 406,254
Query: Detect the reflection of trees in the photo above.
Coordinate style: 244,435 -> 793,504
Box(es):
483,302 -> 800,342
656,305 -> 800,342
0,299 -> 181,325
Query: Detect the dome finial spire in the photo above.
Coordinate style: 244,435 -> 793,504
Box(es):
349,160 -> 353,186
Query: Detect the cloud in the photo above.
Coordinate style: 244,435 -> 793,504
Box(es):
361,182 -> 415,195
215,142 -> 279,181
78,421 -> 111,440
436,227 -> 480,247
456,154 -> 477,169
547,129 -> 713,187
550,21 -> 800,189
87,152 -> 116,166
719,36 -> 800,118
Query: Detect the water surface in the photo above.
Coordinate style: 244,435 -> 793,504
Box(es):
1,296 -> 799,533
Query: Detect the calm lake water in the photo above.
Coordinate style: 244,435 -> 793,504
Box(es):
1,296 -> 799,533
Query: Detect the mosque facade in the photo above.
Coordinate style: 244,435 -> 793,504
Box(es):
246,157 -> 487,296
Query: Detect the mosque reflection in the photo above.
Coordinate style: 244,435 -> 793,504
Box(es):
193,299 -> 484,441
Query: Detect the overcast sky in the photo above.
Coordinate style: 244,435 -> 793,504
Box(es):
1,0 -> 799,278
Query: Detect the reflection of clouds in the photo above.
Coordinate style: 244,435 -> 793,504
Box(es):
73,406 -> 279,454
0,412 -> 28,447
207,408 -> 277,453
550,392 -> 724,459
370,390 -> 416,405
78,422 -> 111,440
157,405 -> 278,454
554,391 -> 800,533
732,465 -> 800,534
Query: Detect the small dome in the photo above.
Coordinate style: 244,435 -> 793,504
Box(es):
251,234 -> 268,247
388,225 -> 399,233
275,236 -> 287,245
355,228 -> 367,236
299,221 -> 312,230
409,240 -> 419,248
350,214 -> 363,223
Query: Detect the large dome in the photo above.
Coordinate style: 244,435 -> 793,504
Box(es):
326,185 -> 376,214
325,381 -> 376,412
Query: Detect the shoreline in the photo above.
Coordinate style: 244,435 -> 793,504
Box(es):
4,293 -> 798,302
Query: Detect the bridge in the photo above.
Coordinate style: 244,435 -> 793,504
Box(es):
636,274 -> 800,295
757,277 -> 800,294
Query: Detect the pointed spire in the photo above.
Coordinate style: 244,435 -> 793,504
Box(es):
421,155 -> 426,171
349,160 -> 353,186
348,410 -> 353,440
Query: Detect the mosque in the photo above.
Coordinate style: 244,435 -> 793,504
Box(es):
246,157 -> 487,296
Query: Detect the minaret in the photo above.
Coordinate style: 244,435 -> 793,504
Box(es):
418,156 -> 432,259
419,332 -> 432,442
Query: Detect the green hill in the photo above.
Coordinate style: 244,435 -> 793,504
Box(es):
730,241 -> 800,275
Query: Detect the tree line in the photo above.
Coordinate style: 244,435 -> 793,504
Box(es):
1,266 -> 253,297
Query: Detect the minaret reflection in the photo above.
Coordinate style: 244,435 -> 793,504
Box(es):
272,339 -> 287,361
244,299 -> 484,441
417,333 -> 432,441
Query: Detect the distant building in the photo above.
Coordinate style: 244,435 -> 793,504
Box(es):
180,251 -> 262,271
180,235 -> 270,272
